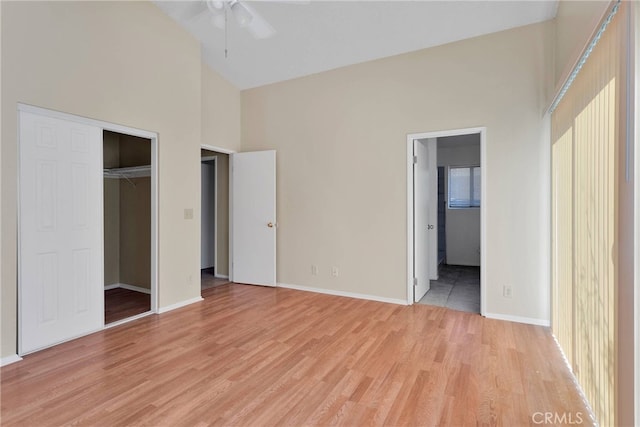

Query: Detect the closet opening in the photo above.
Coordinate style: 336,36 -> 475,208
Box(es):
103,130 -> 152,324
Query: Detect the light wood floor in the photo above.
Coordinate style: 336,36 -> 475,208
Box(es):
1,284 -> 591,426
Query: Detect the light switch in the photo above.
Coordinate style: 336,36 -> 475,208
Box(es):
184,208 -> 193,220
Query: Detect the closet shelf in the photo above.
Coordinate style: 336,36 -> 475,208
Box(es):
103,165 -> 151,179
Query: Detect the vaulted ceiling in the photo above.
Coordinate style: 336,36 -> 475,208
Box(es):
154,1 -> 559,89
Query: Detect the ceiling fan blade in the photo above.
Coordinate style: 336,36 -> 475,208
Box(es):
241,2 -> 276,39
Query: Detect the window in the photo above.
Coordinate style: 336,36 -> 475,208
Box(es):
448,166 -> 480,208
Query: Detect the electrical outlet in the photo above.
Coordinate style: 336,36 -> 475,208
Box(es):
331,266 -> 339,277
503,285 -> 512,298
184,208 -> 194,220
311,265 -> 318,276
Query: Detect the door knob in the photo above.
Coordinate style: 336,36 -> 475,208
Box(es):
428,224 -> 434,230
267,222 -> 274,228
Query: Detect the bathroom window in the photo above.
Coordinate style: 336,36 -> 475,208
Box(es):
448,166 -> 480,208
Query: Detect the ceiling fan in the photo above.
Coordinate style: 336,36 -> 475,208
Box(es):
180,0 -> 307,57
204,0 -> 276,40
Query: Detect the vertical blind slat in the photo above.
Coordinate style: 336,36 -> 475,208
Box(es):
550,3 -> 627,425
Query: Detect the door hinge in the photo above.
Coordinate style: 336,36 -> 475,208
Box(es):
413,277 -> 418,287
413,156 -> 418,164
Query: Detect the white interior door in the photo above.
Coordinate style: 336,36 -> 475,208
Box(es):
414,138 -> 438,302
414,139 -> 430,302
19,111 -> 104,355
426,139 -> 438,280
230,150 -> 276,286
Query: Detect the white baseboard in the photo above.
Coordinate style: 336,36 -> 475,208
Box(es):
277,283 -> 408,306
484,312 -> 550,327
158,296 -> 204,314
214,274 -> 229,279
1,354 -> 23,367
104,283 -> 151,295
119,283 -> 151,295
105,311 -> 154,329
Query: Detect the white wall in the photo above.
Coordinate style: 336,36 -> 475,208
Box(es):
201,161 -> 216,269
242,21 -> 554,322
437,135 -> 481,266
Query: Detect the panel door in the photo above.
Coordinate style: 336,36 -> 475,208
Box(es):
19,110 -> 103,354
230,150 -> 276,286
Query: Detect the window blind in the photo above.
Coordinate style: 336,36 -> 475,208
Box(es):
550,2 -> 628,425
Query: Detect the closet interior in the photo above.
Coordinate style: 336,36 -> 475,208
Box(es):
103,130 -> 152,324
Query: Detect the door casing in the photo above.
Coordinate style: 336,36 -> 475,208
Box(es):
406,127 -> 487,314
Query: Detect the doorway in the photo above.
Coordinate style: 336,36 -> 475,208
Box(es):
200,147 -> 231,292
103,130 -> 152,324
407,127 -> 486,315
199,145 -> 278,290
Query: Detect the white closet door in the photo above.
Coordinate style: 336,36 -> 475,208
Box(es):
19,111 -> 104,355
231,150 -> 276,287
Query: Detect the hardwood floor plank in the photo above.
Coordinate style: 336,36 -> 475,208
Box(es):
1,284 -> 593,426
104,288 -> 150,324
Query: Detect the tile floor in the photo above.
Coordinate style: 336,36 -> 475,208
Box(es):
418,264 -> 480,313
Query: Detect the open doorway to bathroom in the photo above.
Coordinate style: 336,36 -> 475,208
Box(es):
408,128 -> 485,314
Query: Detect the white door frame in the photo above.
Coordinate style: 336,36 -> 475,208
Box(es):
201,156 -> 218,274
201,144 -> 237,281
17,103 -> 159,319
407,127 -> 487,315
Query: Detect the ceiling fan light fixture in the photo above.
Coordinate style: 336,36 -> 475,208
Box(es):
230,1 -> 253,27
206,0 -> 225,14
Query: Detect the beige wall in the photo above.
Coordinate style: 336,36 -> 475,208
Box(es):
104,180 -> 121,286
242,21 -> 553,320
200,55 -> 239,278
554,1 -> 610,89
120,177 -> 151,289
103,131 -> 151,289
1,1 -> 240,358
119,134 -> 152,168
103,178 -> 151,289
103,131 -> 121,168
202,63 -> 241,151
103,132 -> 121,285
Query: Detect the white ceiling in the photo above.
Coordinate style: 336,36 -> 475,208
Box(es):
154,1 -> 558,90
